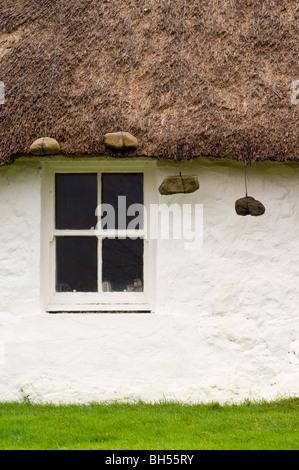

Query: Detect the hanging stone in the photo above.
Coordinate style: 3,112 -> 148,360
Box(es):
159,175 -> 199,195
235,196 -> 265,216
30,137 -> 60,156
103,132 -> 138,150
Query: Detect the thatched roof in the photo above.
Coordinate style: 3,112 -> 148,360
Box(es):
0,0 -> 298,165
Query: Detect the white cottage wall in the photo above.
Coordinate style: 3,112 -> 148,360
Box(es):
0,157 -> 298,404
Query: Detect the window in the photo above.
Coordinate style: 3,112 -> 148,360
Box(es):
42,161 -> 155,312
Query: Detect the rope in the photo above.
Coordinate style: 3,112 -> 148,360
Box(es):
245,164 -> 248,197
175,0 -> 188,192
244,161 -> 252,213
176,0 -> 187,163
44,0 -> 64,138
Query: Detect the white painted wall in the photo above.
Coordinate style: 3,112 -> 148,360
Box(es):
0,156 -> 298,404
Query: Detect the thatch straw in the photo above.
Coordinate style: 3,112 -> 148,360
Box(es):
0,0 -> 298,165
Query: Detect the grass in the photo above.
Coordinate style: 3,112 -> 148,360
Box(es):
0,398 -> 298,450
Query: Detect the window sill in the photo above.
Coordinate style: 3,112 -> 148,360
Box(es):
46,304 -> 153,314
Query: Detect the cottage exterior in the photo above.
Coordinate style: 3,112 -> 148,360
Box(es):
0,0 -> 298,404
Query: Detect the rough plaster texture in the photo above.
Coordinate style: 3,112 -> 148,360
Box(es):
0,157 -> 298,404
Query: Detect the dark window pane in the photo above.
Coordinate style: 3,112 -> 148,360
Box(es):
55,174 -> 97,229
101,173 -> 143,229
56,237 -> 98,292
102,238 -> 143,292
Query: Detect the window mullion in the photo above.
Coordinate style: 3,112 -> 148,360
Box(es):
54,229 -> 97,236
98,171 -> 102,294
96,229 -> 145,239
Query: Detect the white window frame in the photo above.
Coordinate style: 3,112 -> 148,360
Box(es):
41,159 -> 156,313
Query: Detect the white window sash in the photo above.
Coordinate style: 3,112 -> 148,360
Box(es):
41,159 -> 156,313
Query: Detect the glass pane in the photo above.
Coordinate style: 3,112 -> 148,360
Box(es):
55,173 -> 98,229
56,237 -> 98,292
101,173 -> 143,229
102,238 -> 143,292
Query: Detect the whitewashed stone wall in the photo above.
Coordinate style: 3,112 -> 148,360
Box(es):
0,156 -> 298,404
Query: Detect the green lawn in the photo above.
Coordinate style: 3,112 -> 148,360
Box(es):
0,398 -> 298,450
